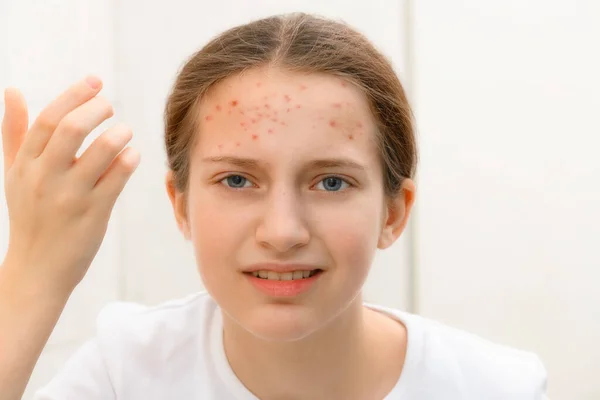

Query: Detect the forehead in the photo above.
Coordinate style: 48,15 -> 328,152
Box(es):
194,67 -> 380,167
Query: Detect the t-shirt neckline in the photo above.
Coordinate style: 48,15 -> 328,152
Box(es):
209,302 -> 424,399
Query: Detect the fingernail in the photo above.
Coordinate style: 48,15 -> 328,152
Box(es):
86,75 -> 102,89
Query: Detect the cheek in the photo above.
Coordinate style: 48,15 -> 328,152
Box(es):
186,188 -> 242,272
316,195 -> 383,269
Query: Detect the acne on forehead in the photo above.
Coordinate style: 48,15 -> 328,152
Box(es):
200,77 -> 372,150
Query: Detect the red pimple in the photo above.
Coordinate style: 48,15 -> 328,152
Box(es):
231,100 -> 238,107
218,144 -> 223,150
341,81 -> 347,87
264,104 -> 270,109
205,115 -> 213,121
257,112 -> 263,117
236,142 -> 241,147
280,121 -> 287,126
216,105 -> 222,112
299,84 -> 307,90
252,134 -> 259,140
356,121 -> 363,128
268,129 -> 274,134
332,103 -> 342,108
284,94 -> 292,103
251,119 -> 257,124
329,120 -> 337,127
256,82 -> 262,87
295,104 -> 301,109
271,118 -> 278,122
287,108 -> 291,113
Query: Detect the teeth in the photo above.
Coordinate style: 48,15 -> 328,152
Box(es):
250,270 -> 317,280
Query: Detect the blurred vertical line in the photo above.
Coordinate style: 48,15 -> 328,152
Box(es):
403,0 -> 420,314
111,0 -> 128,302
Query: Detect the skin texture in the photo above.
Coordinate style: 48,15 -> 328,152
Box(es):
166,67 -> 416,399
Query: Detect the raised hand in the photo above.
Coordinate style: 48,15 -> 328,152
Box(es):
1,76 -> 140,293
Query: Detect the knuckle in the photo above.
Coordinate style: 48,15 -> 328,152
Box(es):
35,115 -> 56,133
11,160 -> 27,180
99,135 -> 123,154
99,125 -> 131,153
99,134 -> 123,153
60,116 -> 85,137
32,180 -> 48,201
54,191 -> 79,211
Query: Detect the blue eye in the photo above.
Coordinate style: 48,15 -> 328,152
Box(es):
221,175 -> 252,188
316,176 -> 350,192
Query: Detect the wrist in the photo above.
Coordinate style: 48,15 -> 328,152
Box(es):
0,255 -> 72,309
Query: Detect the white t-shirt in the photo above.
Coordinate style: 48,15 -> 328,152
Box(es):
34,292 -> 548,399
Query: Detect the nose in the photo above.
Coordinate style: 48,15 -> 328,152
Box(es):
255,187 -> 310,253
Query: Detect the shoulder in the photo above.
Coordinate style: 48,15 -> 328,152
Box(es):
96,291 -> 216,340
94,292 -> 217,376
368,305 -> 548,399
422,315 -> 546,398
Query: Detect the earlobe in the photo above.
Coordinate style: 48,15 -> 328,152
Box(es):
165,171 -> 191,240
377,179 -> 416,249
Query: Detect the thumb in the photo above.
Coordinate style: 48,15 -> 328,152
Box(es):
2,88 -> 29,176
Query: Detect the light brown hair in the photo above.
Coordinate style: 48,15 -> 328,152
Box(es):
164,12 -> 417,198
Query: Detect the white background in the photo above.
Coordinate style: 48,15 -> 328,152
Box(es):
0,1 -> 598,399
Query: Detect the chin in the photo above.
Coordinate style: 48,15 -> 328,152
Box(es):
237,303 -> 326,342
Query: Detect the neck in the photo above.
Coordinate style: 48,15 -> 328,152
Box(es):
221,294 -> 405,400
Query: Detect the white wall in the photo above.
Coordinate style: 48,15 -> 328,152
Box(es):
412,1 -> 600,399
0,1 -> 598,399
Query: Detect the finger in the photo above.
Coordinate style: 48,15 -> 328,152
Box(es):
93,147 -> 140,209
74,122 -> 133,186
42,95 -> 114,168
2,88 -> 29,175
21,75 -> 103,159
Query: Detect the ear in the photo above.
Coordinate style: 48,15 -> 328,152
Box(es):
377,178 -> 416,249
165,170 -> 191,240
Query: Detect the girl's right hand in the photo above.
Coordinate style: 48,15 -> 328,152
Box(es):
1,76 -> 140,295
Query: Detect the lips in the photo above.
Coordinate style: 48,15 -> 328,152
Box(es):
248,269 -> 322,280
242,263 -> 322,274
244,267 -> 324,297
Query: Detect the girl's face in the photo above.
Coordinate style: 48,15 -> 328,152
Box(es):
167,67 -> 414,341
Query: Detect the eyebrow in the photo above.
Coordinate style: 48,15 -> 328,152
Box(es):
201,156 -> 366,171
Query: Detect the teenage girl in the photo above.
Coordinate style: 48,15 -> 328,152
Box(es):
0,13 -> 548,400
